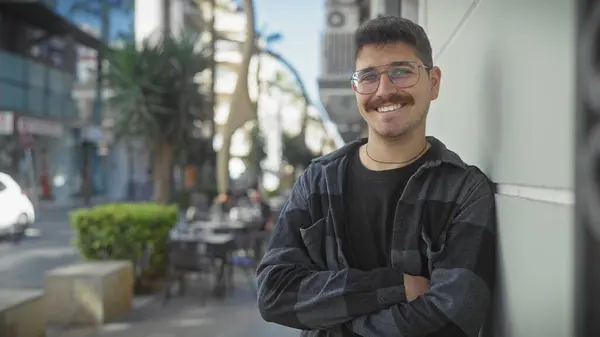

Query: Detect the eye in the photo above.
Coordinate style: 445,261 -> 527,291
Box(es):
359,73 -> 378,82
390,68 -> 413,76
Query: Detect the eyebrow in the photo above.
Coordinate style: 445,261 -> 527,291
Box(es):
355,61 -> 417,75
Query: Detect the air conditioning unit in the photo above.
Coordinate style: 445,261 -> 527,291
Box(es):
325,0 -> 361,32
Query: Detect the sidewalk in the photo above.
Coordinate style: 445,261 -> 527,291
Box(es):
48,272 -> 300,337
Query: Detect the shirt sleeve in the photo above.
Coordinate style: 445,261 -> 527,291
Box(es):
344,177 -> 497,337
256,168 -> 407,331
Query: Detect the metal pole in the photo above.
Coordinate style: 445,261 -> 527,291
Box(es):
163,0 -> 171,37
209,0 -> 217,176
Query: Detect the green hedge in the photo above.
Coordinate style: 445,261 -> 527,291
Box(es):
70,203 -> 178,284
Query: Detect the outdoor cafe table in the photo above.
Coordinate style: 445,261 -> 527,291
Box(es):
189,218 -> 263,233
168,229 -> 236,298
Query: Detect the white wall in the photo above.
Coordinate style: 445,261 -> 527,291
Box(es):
134,0 -> 163,43
134,0 -> 188,43
419,1 -> 575,336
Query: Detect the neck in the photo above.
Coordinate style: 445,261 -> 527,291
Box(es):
362,129 -> 428,170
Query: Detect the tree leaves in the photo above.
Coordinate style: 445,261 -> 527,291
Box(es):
281,132 -> 318,169
105,32 -> 211,150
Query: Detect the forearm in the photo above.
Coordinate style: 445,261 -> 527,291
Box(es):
257,259 -> 406,330
343,292 -> 479,337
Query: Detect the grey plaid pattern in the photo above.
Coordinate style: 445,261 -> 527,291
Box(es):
256,137 -> 496,337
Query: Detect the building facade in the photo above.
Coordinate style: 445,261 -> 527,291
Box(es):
0,1 -> 108,204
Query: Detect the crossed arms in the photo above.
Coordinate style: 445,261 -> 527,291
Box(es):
256,172 -> 496,337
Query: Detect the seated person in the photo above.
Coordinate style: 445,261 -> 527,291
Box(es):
248,188 -> 273,231
213,189 -> 234,216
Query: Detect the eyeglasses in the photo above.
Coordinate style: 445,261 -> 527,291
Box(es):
351,61 -> 430,95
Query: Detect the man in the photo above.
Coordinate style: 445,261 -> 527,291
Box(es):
247,188 -> 274,259
256,16 -> 496,337
248,188 -> 274,231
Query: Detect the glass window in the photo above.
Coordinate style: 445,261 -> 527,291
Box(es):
47,68 -> 63,94
0,82 -> 25,111
63,96 -> 76,119
26,86 -> 46,116
47,92 -> 63,118
0,51 -> 26,83
63,73 -> 74,95
27,60 -> 47,87
25,25 -> 49,61
47,35 -> 67,69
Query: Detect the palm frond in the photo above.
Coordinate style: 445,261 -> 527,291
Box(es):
105,31 -> 211,146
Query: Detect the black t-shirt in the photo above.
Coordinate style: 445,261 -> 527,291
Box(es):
342,146 -> 434,271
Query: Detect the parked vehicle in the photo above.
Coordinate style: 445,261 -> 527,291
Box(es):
0,172 -> 35,241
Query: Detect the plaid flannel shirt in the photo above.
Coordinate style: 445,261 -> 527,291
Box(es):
256,137 -> 497,337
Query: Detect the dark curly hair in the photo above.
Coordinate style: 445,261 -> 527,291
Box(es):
354,16 -> 433,68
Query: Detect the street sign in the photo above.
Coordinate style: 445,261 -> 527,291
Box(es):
17,116 -> 63,138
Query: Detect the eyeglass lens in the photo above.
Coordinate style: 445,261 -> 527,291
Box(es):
353,62 -> 420,94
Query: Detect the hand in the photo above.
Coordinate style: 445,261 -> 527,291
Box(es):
403,274 -> 430,302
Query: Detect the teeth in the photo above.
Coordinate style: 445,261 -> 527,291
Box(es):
377,104 -> 405,113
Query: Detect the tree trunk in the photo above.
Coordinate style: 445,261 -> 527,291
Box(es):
153,141 -> 175,203
217,0 -> 257,193
217,128 -> 233,193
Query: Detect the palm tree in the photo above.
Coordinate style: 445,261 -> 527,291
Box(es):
105,32 -> 211,203
281,131 -> 319,177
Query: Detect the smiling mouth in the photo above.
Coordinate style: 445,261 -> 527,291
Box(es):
376,103 -> 406,113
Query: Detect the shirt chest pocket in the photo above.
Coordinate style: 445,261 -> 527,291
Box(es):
299,212 -> 342,270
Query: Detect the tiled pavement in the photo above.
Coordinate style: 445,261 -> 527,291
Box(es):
49,273 -> 300,337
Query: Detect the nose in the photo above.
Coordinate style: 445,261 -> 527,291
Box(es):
374,73 -> 398,98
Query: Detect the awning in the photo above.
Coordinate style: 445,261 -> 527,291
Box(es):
0,1 -> 108,51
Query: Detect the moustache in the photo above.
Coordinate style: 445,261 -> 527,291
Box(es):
365,93 -> 415,111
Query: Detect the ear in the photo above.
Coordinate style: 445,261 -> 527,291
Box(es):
429,66 -> 442,101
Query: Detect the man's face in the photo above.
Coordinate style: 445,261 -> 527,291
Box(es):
353,42 -> 441,140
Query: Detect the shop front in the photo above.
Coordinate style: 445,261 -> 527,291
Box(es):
9,114 -> 77,203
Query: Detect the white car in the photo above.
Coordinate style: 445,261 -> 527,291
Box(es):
0,172 -> 35,239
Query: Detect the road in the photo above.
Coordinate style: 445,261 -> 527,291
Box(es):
0,206 -> 81,289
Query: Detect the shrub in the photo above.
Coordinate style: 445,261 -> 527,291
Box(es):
70,203 -> 178,287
